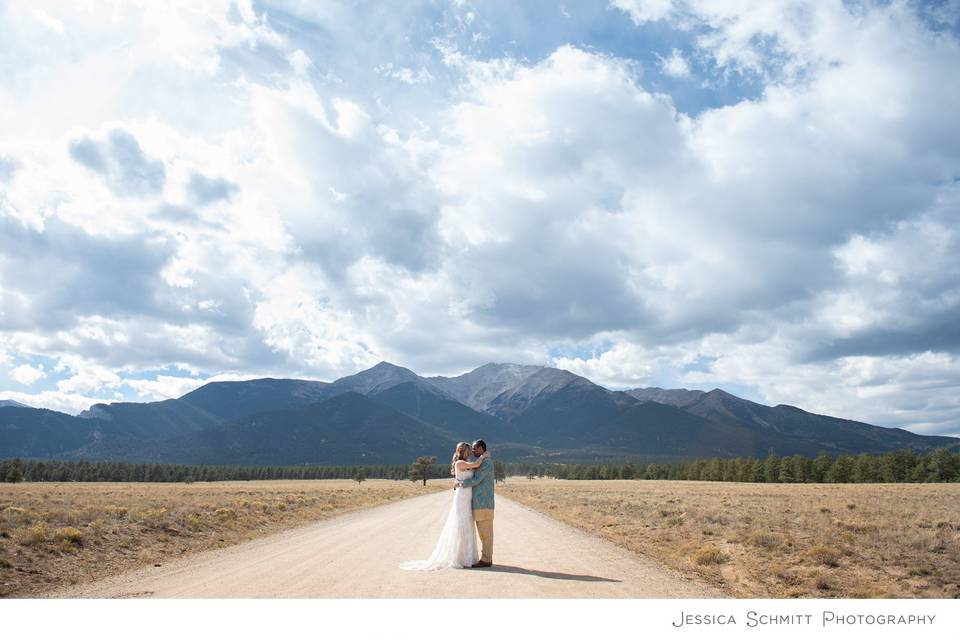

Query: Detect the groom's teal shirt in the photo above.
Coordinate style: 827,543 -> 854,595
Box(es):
460,457 -> 495,510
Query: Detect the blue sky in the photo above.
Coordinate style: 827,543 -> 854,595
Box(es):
1,0 -> 959,436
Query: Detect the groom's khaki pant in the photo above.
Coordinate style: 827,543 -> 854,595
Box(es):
473,509 -> 494,563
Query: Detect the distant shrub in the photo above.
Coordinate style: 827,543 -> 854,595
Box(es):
58,539 -> 79,554
805,545 -> 841,567
835,520 -> 878,534
747,530 -> 783,549
1,506 -> 30,525
55,526 -> 83,545
22,522 -> 48,546
704,512 -> 729,525
814,573 -> 832,591
103,505 -> 128,519
214,508 -> 237,520
136,508 -> 168,527
694,545 -> 729,565
90,518 -> 106,536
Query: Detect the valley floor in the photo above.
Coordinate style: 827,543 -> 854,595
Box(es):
498,478 -> 960,598
7,476 -> 952,598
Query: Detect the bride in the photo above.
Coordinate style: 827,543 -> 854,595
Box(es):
400,442 -> 489,571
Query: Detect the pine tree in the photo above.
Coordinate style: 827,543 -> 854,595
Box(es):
928,448 -> 958,482
778,458 -> 795,483
5,458 -> 24,483
763,453 -> 780,483
791,455 -> 810,483
409,456 -> 436,486
812,451 -> 832,483
881,449 -> 916,483
826,455 -> 855,483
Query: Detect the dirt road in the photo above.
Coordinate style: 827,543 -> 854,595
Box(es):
46,492 -> 726,598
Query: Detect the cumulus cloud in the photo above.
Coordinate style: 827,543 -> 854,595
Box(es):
0,215 -> 175,331
658,48 -> 691,77
0,155 -> 18,182
186,172 -> 239,205
0,389 -> 113,415
611,0 -> 677,25
430,45 -> 688,339
68,128 -> 166,197
376,63 -> 435,85
10,363 -> 46,385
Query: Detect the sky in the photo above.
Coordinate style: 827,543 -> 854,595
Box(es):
0,0 -> 958,437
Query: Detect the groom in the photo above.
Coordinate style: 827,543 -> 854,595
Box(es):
457,439 -> 495,568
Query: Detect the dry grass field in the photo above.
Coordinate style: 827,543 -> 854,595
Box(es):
499,478 -> 960,598
0,479 -> 443,597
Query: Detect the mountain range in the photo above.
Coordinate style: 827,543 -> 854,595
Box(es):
1,362 -> 957,464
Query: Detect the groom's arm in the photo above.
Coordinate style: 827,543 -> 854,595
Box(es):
458,458 -> 491,488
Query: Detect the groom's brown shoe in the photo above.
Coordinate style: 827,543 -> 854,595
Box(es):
471,561 -> 492,568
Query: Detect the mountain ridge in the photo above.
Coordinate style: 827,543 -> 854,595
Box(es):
1,361 -> 956,464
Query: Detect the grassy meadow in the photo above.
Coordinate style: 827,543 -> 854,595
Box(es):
499,478 -> 960,598
0,479 -> 443,597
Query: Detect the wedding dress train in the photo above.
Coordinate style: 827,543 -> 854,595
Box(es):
400,466 -> 479,570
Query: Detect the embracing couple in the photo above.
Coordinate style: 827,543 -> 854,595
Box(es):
400,439 -> 495,571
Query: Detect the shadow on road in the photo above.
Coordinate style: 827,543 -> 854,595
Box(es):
480,564 -> 621,583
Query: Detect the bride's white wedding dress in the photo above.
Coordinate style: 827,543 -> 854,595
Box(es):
400,466 -> 479,570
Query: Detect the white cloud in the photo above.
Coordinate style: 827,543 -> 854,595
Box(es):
54,354 -> 123,395
120,374 -> 209,401
10,363 -> 46,385
611,0 -> 677,25
31,9 -> 63,35
287,49 -> 313,76
552,342 -> 660,388
658,48 -> 691,77
251,264 -> 382,378
0,389 -> 112,415
376,63 -> 434,85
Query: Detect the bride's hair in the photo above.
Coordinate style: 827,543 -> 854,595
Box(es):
451,442 -> 471,475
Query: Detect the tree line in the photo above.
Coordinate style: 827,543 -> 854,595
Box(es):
551,448 -> 960,483
2,447 -> 958,484
0,458 -> 424,483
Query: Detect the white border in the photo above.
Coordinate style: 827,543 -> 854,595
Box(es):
3,598 -> 958,640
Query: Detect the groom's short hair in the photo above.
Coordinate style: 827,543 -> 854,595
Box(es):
473,439 -> 487,453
